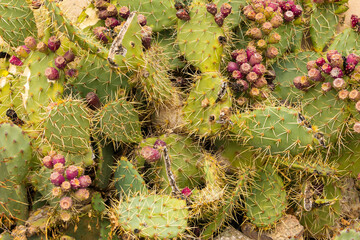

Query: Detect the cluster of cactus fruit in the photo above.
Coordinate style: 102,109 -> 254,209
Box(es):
2,0 -> 360,239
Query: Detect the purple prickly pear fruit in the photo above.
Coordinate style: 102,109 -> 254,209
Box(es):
140,146 -> 161,163
354,122 -> 360,133
261,22 -> 273,35
253,76 -> 267,88
66,165 -> 79,180
308,68 -> 324,82
206,3 -> 217,15
45,67 -> 59,80
346,53 -> 360,66
240,63 -> 252,75
98,10 -> 109,20
293,76 -> 311,91
15,45 -> 30,58
236,53 -> 248,65
249,52 -> 263,66
338,89 -> 349,100
316,57 -> 326,67
307,60 -> 318,71
61,181 -> 72,192
42,156 -> 53,169
93,27 -> 109,43
280,1 -> 294,12
252,64 -> 266,76
232,70 -> 243,80
332,78 -> 346,90
63,50 -> 75,63
321,63 -> 332,75
321,82 -> 332,92
270,14 -> 283,28
54,56 -> 67,69
227,62 -> 239,73
24,36 -> 37,50
356,101 -> 360,112
231,49 -> 245,60
60,196 -> 72,210
327,50 -> 339,62
52,187 -> 62,198
53,163 -> 65,174
291,5 -> 303,17
47,36 -> 61,52
74,189 -> 90,201
106,4 -> 118,17
246,46 -> 257,60
9,56 -> 23,66
268,32 -> 281,44
247,27 -> 263,39
119,6 -> 130,19
255,12 -> 266,24
50,172 -> 65,186
154,139 -> 166,149
141,26 -> 152,49
345,63 -> 356,75
176,9 -> 190,21
284,11 -> 294,22
330,67 -> 344,79
266,46 -> 279,59
181,187 -> 192,197
329,53 -> 343,68
214,13 -> 225,27
137,14 -> 147,26
94,0 -> 109,10
36,42 -> 48,53
268,2 -> 279,11
349,89 -> 360,101
220,3 -> 232,18
246,71 -> 258,83
52,154 -> 65,165
70,178 -> 81,189
78,175 -> 92,188
351,15 -> 359,28
105,17 -> 121,28
86,92 -> 101,110
65,69 -> 78,78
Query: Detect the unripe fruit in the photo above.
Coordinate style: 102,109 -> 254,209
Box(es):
60,196 -> 72,210
50,172 -> 65,186
66,165 -> 79,180
45,67 -> 59,80
140,146 -> 161,163
63,50 -> 75,63
47,36 -> 61,52
54,56 -> 67,69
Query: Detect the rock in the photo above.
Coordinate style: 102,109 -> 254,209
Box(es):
215,226 -> 252,240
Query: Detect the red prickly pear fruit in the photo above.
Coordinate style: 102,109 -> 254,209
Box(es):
63,50 -> 75,63
214,12 -> 225,27
252,64 -> 267,76
246,46 -> 257,60
270,14 -> 283,28
206,3 -> 217,15
24,36 -> 37,50
93,27 -> 109,43
106,4 -> 118,17
326,50 -> 339,62
227,62 -> 239,73
50,172 -> 65,186
78,175 -> 92,188
240,63 -> 252,75
15,45 -> 30,58
47,36 -> 61,52
53,163 -> 65,174
9,56 -> 23,66
245,9 -> 256,20
42,156 -> 53,169
280,1 -> 295,12
137,14 -> 147,26
105,17 -> 121,28
236,52 -> 248,65
329,53 -> 343,68
249,53 -> 263,66
140,146 -> 161,163
65,69 -> 79,78
338,89 -> 349,100
54,56 -> 67,69
356,101 -> 360,112
232,70 -> 243,80
345,63 -> 356,75
268,32 -> 281,44
268,2 -> 279,11
176,9 -> 190,21
307,60 -> 318,70
330,67 -> 344,79
349,89 -> 360,101
94,0 -> 109,10
174,2 -> 184,10
98,10 -> 109,20
45,67 -> 60,80
154,139 -> 166,149
181,187 -> 192,197
266,46 -> 279,59
70,178 -> 81,189
284,11 -> 294,22
332,78 -> 346,90
36,42 -> 48,53
52,187 -> 62,198
247,27 -> 263,39
74,188 -> 90,201
293,76 -> 311,91
321,82 -> 332,92
354,122 -> 360,133
220,3 -> 232,18
346,53 -> 360,66
308,68 -> 324,82
261,22 -> 273,35
246,71 -> 259,83
291,5 -> 303,17
231,49 -> 245,60
255,12 -> 266,24
321,63 -> 332,75
86,92 -> 101,110
60,196 -> 72,210
52,154 -> 65,165
61,181 -> 72,192
66,165 -> 79,180
119,6 -> 130,19
141,26 -> 152,49
351,15 -> 359,28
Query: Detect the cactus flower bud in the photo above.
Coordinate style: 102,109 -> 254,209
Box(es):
338,89 -> 349,100
247,27 -> 263,39
307,60 -> 318,71
327,50 -> 339,62
252,64 -> 267,76
45,67 -> 59,80
93,27 -> 109,43
24,36 -> 37,50
106,4 -> 118,17
356,101 -> 360,112
329,53 -> 343,68
270,14 -> 283,28
214,12 -> 225,27
36,42 -> 48,53
246,71 -> 258,83
284,11 -> 295,22
316,57 -> 326,67
321,63 -> 332,74
268,32 -> 281,44
15,45 -> 30,58
293,76 -> 311,91
266,46 -> 279,59
52,187 -> 62,198
291,5 -> 303,17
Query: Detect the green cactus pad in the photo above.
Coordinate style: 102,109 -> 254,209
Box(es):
112,194 -> 188,239
334,228 -> 360,240
245,165 -> 287,228
0,74 -> 24,120
94,143 -> 115,190
216,0 -> 247,29
0,183 -> 28,224
44,99 -> 91,155
156,30 -> 185,70
328,28 -> 360,55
